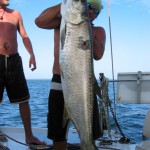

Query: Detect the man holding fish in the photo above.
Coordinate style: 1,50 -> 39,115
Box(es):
35,0 -> 106,149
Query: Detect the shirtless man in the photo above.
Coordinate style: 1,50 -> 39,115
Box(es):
35,0 -> 106,149
0,0 -> 45,145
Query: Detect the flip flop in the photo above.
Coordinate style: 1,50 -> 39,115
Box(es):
29,143 -> 53,150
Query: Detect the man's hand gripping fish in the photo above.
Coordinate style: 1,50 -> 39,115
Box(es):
59,0 -> 98,149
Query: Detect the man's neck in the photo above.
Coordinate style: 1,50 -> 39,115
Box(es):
0,5 -> 6,11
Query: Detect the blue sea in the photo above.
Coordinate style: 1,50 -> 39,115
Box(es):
0,80 -> 150,144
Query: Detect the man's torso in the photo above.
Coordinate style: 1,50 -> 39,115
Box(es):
52,25 -> 102,75
0,8 -> 19,55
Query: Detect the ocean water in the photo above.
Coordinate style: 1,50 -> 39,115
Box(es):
0,80 -> 150,144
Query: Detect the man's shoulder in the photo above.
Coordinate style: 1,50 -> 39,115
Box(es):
93,26 -> 105,32
93,26 -> 104,30
93,26 -> 106,38
6,8 -> 20,15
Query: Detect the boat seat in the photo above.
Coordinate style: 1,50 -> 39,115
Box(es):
117,71 -> 150,104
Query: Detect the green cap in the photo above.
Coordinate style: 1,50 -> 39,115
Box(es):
87,0 -> 103,11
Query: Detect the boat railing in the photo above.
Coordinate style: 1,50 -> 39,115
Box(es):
97,71 -> 150,145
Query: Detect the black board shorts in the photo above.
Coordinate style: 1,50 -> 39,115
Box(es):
47,74 -> 102,142
47,74 -> 68,142
0,53 -> 30,103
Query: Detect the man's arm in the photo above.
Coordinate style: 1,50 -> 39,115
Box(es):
35,4 -> 61,29
17,10 -> 36,71
93,27 -> 106,60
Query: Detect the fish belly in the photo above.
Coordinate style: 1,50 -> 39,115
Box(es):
59,22 -> 96,149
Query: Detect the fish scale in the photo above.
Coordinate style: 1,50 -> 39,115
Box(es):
59,0 -> 97,149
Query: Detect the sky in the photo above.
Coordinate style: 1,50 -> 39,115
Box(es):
8,0 -> 150,80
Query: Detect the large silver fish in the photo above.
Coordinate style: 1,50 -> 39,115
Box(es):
59,0 -> 98,149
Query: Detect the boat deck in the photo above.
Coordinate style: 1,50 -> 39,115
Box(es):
0,127 -> 137,150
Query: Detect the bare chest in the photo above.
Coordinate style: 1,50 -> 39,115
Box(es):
0,12 -> 18,33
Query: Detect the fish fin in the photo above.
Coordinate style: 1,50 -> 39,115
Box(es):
62,106 -> 70,128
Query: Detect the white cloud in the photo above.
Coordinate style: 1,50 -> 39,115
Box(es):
104,0 -> 150,14
138,0 -> 150,13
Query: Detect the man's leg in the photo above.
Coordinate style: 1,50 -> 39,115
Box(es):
19,101 -> 45,145
53,140 -> 67,150
47,74 -> 68,150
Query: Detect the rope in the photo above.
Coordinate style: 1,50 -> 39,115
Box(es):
99,73 -> 130,144
0,131 -> 54,149
0,132 -> 28,146
0,130 -> 122,150
84,0 -> 95,82
84,0 -> 94,59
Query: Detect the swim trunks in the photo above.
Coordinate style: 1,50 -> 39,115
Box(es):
47,74 -> 102,142
0,53 -> 30,103
47,74 -> 69,142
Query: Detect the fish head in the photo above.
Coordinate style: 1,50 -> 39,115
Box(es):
61,0 -> 86,25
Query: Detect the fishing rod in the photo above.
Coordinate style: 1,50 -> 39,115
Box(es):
106,0 -> 116,116
106,2 -> 130,142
